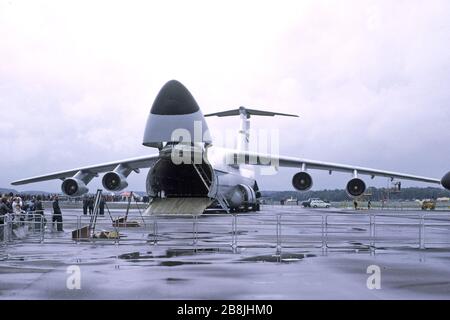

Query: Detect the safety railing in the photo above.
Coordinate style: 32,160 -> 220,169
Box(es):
1,213 -> 47,244
2,211 -> 450,250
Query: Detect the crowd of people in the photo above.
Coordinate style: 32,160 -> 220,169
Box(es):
3,193 -> 149,203
0,193 -> 63,232
1,192 -> 149,238
71,194 -> 149,203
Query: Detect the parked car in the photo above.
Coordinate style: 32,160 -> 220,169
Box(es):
302,198 -> 321,207
310,200 -> 330,208
421,200 -> 436,210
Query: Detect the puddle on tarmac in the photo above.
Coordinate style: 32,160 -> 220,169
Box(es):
166,278 -> 189,282
239,253 -> 316,263
159,261 -> 211,267
118,248 -> 232,261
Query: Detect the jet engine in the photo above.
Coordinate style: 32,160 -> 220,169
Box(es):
441,171 -> 450,190
228,184 -> 256,209
61,178 -> 89,197
102,164 -> 133,192
292,172 -> 313,191
346,178 -> 366,197
102,172 -> 128,191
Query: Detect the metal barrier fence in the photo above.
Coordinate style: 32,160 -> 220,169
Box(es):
1,213 -> 47,244
2,211 -> 450,250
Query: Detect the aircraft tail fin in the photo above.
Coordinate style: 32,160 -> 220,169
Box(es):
205,106 -> 298,152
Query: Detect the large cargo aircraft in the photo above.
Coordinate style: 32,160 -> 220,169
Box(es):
11,80 -> 450,214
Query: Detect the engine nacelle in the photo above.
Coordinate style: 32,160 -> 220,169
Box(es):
441,171 -> 450,190
346,178 -> 366,197
228,184 -> 256,208
292,172 -> 313,191
61,178 -> 89,197
102,172 -> 128,191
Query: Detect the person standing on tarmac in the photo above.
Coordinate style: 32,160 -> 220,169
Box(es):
0,197 -> 12,224
52,196 -> 64,232
353,200 -> 358,210
99,196 -> 105,216
34,196 -> 46,230
88,197 -> 94,215
13,198 -> 23,216
0,197 -> 12,240
82,197 -> 88,216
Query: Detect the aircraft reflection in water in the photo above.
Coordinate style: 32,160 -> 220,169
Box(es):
12,80 -> 450,214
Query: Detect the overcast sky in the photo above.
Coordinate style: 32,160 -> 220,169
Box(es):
1,0 -> 449,193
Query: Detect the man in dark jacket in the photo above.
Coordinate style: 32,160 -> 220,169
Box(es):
34,196 -> 46,230
35,196 -> 44,215
99,196 -> 105,216
52,196 -> 64,232
82,197 -> 88,215
88,197 -> 94,215
0,197 -> 12,225
0,197 -> 12,240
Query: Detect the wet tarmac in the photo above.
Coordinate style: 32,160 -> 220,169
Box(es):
1,205 -> 450,299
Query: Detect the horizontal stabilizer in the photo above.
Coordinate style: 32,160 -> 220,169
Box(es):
205,106 -> 298,118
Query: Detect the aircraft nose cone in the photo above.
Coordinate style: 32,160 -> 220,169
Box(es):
441,171 -> 450,190
143,80 -> 212,148
150,80 -> 200,115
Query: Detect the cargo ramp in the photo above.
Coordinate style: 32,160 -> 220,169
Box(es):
144,197 -> 213,215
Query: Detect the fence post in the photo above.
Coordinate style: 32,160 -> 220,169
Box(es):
373,213 -> 376,249
31,213 -> 35,233
75,216 -> 80,244
231,214 -> 237,251
153,215 -> 158,245
192,215 -> 197,246
276,214 -> 281,254
419,214 -> 425,249
231,214 -> 233,249
321,215 -> 325,250
369,212 -> 375,254
40,215 -> 45,243
3,214 -> 11,243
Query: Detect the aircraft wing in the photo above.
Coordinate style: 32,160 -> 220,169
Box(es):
11,154 -> 160,185
227,149 -> 441,185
